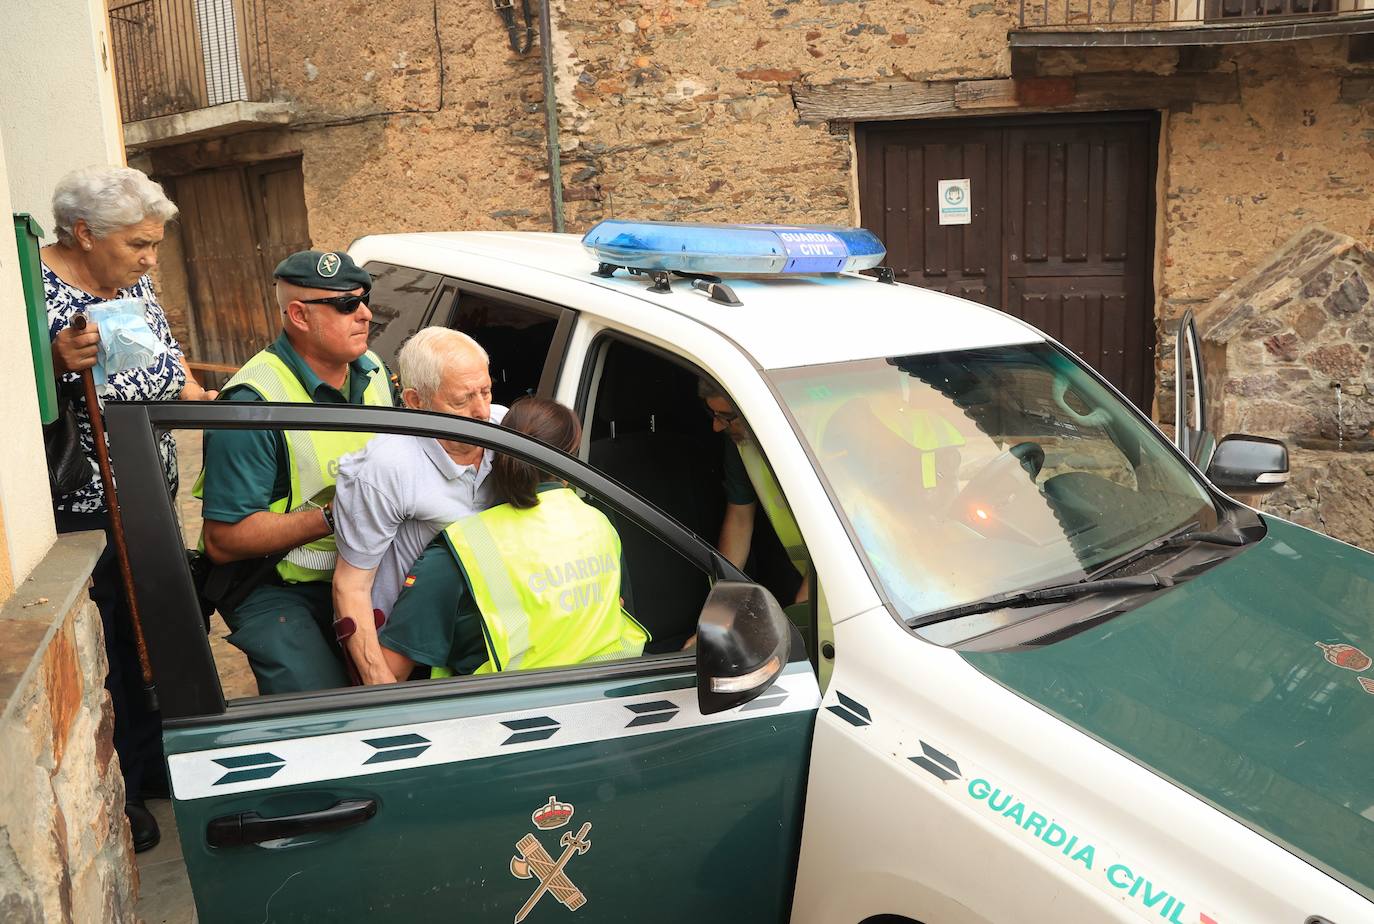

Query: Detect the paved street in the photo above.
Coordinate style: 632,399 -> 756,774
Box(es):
135,800 -> 193,923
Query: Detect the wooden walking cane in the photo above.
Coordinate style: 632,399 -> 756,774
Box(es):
71,313 -> 159,712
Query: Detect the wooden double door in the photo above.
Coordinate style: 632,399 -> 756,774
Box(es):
857,113 -> 1158,411
162,158 -> 311,379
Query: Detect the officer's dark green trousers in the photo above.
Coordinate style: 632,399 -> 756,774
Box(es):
224,581 -> 348,694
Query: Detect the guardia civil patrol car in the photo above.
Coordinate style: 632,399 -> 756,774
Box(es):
108,221 -> 1374,924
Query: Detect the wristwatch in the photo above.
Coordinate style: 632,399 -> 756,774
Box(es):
322,502 -> 336,533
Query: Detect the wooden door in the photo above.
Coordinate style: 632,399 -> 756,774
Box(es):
1005,119 -> 1154,410
163,158 -> 310,376
247,161 -> 312,284
858,114 -> 1157,412
857,124 -> 1002,308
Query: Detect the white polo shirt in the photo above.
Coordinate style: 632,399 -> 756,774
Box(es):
334,405 -> 507,616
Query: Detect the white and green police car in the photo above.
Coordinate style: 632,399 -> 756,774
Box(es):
109,221 -> 1374,924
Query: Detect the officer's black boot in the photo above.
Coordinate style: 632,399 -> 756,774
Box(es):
125,799 -> 161,853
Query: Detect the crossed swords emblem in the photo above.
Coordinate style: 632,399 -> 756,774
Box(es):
510,811 -> 592,922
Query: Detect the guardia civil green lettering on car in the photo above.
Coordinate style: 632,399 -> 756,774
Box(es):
107,220 -> 1374,924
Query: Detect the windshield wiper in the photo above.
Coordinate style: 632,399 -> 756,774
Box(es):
1085,517 -> 1247,583
1152,521 -> 1247,550
907,573 -> 1175,630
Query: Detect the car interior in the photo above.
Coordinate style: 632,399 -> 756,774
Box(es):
582,336 -> 805,652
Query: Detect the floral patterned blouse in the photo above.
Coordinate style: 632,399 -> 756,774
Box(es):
44,264 -> 186,514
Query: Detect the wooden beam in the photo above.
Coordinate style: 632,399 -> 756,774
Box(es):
953,80 -> 1018,110
187,360 -> 241,374
793,81 -> 955,124
794,73 -> 1237,124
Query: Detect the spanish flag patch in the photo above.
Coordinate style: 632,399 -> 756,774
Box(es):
404,574 -> 417,587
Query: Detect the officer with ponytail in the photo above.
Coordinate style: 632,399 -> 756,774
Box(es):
377,397 -> 648,680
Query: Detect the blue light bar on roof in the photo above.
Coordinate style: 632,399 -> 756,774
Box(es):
581,219 -> 886,276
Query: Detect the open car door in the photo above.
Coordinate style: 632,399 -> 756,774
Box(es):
1173,309 -> 1216,470
106,401 -> 819,924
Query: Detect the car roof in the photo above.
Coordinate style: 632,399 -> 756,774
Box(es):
353,231 -> 1043,369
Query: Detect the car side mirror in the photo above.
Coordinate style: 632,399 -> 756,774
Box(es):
1206,434 -> 1289,496
695,581 -> 789,716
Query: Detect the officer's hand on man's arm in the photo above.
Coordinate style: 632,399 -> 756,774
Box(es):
202,508 -> 333,564
333,557 -> 396,685
201,424 -> 326,563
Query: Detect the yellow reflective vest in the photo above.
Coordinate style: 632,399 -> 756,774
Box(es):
440,488 -> 648,675
868,404 -> 966,489
202,347 -> 394,584
735,440 -> 809,578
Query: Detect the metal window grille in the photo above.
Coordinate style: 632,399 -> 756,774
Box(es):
109,0 -> 272,122
1018,0 -> 1358,28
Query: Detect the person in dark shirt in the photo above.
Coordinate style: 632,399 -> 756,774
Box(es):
699,379 -> 809,605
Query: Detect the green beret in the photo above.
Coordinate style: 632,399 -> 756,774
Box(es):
272,250 -> 371,291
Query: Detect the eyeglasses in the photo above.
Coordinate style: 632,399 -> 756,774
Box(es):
299,290 -> 372,314
709,408 -> 741,426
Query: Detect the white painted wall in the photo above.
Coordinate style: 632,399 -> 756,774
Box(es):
0,0 -> 125,236
0,0 -> 125,588
0,139 -> 56,587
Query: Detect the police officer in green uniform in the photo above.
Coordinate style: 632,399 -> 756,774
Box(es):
198,250 -> 396,694
378,397 -> 647,679
699,379 -> 811,606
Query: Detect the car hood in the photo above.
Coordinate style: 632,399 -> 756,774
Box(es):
962,517 -> 1374,900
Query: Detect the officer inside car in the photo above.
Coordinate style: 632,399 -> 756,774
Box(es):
699,378 -> 810,606
197,250 -> 397,694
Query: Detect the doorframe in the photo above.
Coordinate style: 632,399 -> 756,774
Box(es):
852,109 -> 1162,414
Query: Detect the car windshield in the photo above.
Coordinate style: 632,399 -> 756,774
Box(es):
772,343 -> 1219,625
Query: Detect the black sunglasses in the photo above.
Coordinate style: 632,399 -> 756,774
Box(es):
299,289 -> 372,314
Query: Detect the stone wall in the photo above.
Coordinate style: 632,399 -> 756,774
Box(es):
263,0 -> 552,247
228,4 -> 1374,319
1262,448 -> 1374,550
1198,226 -> 1374,550
0,532 -> 137,924
1159,41 -> 1374,328
1201,226 -> 1374,444
137,4 -> 1374,269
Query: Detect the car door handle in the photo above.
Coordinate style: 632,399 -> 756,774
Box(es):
207,798 -> 378,848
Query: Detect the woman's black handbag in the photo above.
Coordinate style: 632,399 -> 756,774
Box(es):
44,392 -> 91,499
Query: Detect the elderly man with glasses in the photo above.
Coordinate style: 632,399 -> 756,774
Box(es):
195,250 -> 398,695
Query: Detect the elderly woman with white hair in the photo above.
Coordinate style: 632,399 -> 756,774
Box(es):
42,164 -> 215,853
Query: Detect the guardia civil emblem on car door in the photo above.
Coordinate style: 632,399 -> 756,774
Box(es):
510,797 -> 591,922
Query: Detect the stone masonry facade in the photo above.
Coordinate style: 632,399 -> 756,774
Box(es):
0,534 -> 136,923
146,5 -> 1374,342
1201,226 -> 1374,548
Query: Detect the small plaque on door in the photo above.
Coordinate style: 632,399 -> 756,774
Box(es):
937,179 -> 971,225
